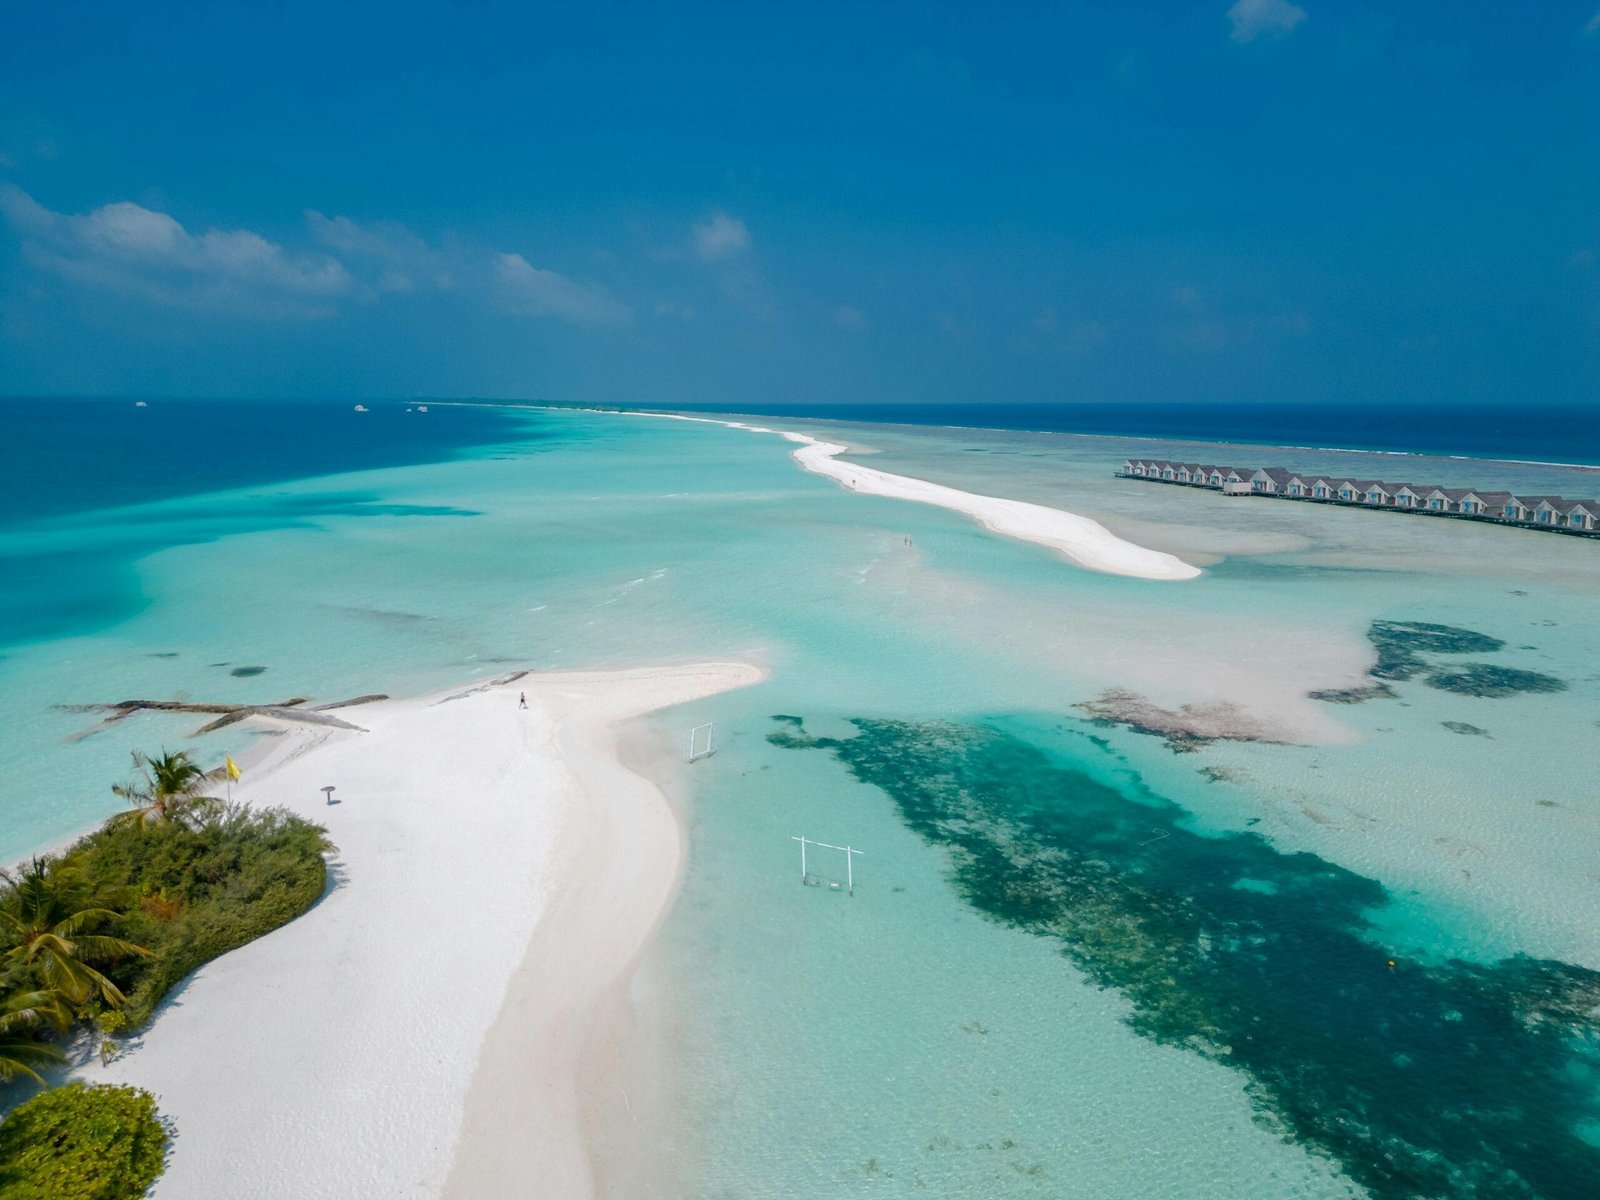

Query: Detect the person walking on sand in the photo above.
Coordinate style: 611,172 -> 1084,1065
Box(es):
518,692 -> 527,709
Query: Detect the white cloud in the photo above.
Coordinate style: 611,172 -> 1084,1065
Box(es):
1587,8 -> 1600,35
693,212 -> 751,262
1227,0 -> 1307,43
0,184 -> 348,316
0,187 -> 634,327
493,252 -> 632,324
306,211 -> 454,294
314,212 -> 628,324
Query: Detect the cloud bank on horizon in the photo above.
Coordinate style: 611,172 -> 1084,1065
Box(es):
0,0 -> 1595,406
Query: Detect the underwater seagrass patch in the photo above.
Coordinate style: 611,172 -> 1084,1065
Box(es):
768,714 -> 1600,1200
1313,619 -> 1564,703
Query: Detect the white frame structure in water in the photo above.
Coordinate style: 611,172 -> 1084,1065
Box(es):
791,835 -> 863,895
687,722 -> 715,762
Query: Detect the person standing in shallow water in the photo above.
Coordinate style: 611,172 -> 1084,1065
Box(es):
518,692 -> 527,709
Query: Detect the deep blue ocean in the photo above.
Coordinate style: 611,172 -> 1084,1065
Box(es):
651,401 -> 1600,467
0,398 -> 530,528
0,399 -> 533,648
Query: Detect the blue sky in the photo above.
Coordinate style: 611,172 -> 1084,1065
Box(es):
2,1 -> 1596,406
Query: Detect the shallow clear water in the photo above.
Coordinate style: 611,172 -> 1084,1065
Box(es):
3,403 -> 1597,1197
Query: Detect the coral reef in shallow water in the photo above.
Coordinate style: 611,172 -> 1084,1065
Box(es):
1313,620 -> 1565,704
1071,688 -> 1293,753
770,715 -> 1600,1200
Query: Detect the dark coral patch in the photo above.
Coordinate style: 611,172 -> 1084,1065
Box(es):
1426,665 -> 1567,697
1308,682 -> 1398,704
1373,620 -> 1506,655
1314,620 -> 1564,704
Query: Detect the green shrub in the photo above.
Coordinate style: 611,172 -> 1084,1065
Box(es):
60,804 -> 333,1027
0,1083 -> 166,1199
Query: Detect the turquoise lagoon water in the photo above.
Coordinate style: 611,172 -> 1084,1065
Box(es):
2,403 -> 1597,1197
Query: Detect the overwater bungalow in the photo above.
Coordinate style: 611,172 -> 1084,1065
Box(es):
1530,498 -> 1571,526
1564,500 -> 1600,531
1506,496 -> 1562,524
1461,491 -> 1510,516
1114,460 -> 1598,537
1250,468 -> 1295,494
1363,482 -> 1395,505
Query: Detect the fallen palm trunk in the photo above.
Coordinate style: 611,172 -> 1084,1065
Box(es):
61,693 -> 388,740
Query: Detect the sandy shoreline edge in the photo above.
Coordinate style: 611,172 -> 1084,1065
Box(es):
84,660 -> 764,1199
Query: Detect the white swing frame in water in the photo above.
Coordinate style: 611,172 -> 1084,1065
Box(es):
686,721 -> 716,762
790,835 -> 864,895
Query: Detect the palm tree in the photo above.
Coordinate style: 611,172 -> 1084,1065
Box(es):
0,859 -> 149,1008
0,989 -> 69,1084
110,749 -> 224,831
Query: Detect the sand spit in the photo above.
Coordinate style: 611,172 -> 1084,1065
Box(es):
633,412 -> 1201,581
776,430 -> 1201,581
90,662 -> 763,1200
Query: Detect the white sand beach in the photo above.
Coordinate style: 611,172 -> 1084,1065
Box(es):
89,661 -> 764,1199
624,411 -> 1201,581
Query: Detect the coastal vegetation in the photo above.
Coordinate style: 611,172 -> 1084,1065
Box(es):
770,713 -> 1600,1199
0,1083 -> 166,1200
0,747 -> 332,1191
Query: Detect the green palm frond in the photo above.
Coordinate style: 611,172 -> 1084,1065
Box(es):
46,908 -> 123,938
110,749 -> 227,831
0,988 -> 74,1036
0,857 -> 147,1009
68,935 -> 151,962
0,1034 -> 65,1084
0,988 -> 70,1083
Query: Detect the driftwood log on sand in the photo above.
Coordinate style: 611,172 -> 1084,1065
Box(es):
60,694 -> 390,741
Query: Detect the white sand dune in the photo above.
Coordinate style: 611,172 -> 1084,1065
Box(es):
90,662 -> 763,1199
639,412 -> 1200,581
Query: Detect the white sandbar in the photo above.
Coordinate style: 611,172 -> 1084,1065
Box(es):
90,661 -> 763,1199
776,429 -> 1201,581
637,412 -> 1200,581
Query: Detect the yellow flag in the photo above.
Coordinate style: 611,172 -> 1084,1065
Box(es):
225,753 -> 241,782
